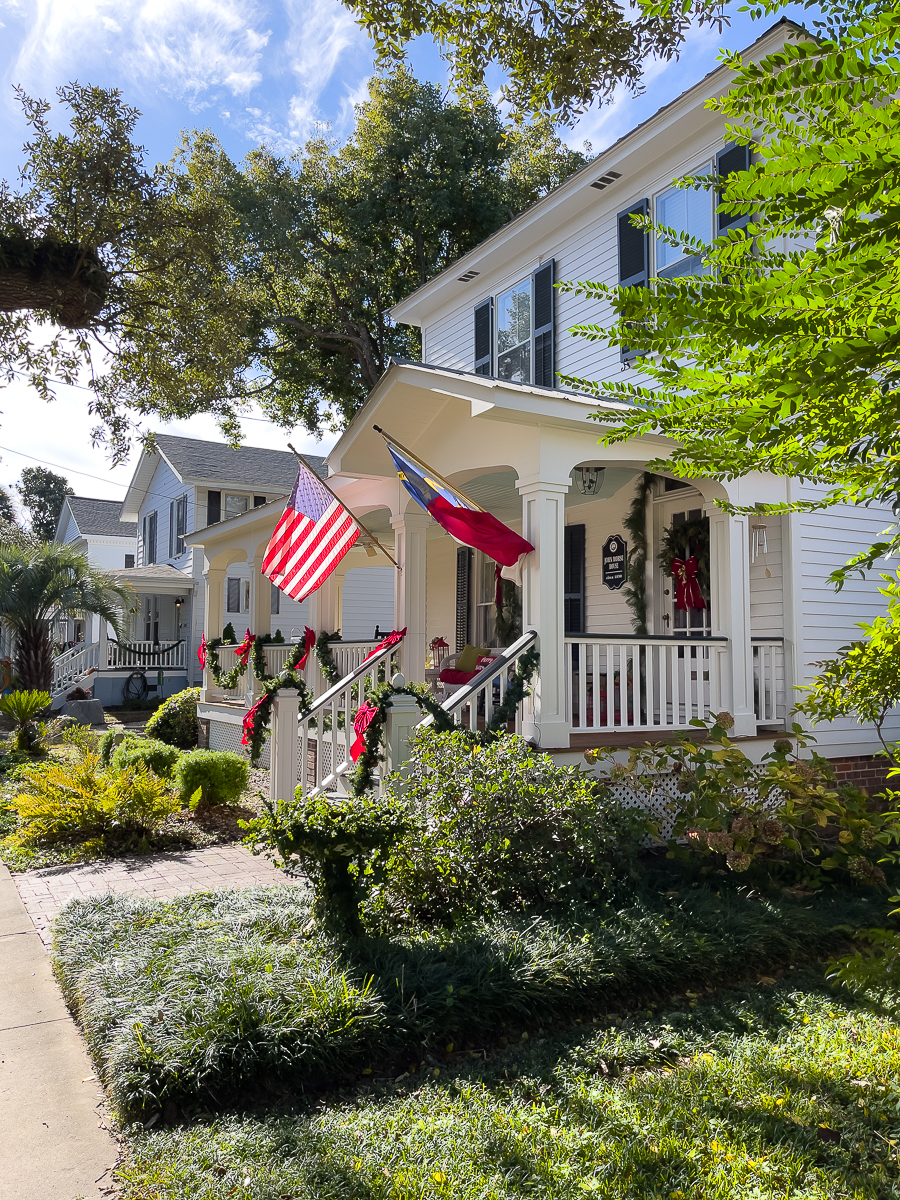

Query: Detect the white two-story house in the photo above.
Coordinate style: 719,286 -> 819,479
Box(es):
189,18 -> 897,795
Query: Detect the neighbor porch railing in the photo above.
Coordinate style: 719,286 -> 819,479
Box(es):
297,639 -> 403,798
565,635 -> 729,733
752,637 -> 786,726
51,642 -> 100,696
107,640 -> 186,669
418,629 -> 539,735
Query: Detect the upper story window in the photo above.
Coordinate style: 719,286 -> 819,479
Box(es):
496,278 -> 532,383
225,494 -> 250,520
170,494 -> 187,558
142,511 -> 157,565
655,172 -> 712,281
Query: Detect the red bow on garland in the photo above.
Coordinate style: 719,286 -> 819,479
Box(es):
363,627 -> 407,661
671,556 -> 707,611
241,694 -> 268,746
234,628 -> 255,665
350,700 -> 380,761
197,635 -> 208,669
293,627 -> 316,671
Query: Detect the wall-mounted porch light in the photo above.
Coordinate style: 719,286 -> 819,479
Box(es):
574,465 -> 606,496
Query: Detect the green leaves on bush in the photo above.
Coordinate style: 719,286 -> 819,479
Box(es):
0,689 -> 50,751
110,736 -> 181,779
144,687 -> 200,749
174,750 -> 249,811
8,751 -> 178,853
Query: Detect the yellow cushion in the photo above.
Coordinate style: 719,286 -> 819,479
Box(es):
455,644 -> 486,673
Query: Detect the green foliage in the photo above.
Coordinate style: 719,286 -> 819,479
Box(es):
588,716 -> 900,888
9,751 -> 178,853
15,466 -> 72,541
246,792 -> 408,937
110,736 -> 181,779
657,513 -> 710,602
797,572 -> 900,756
0,542 -> 131,690
622,472 -> 654,634
174,750 -> 249,811
341,0 -> 721,125
51,884 -> 854,1120
144,687 -> 199,749
0,748 -> 39,776
220,623 -> 236,644
106,977 -> 900,1198
560,5 -> 900,585
367,730 -> 649,929
0,688 -> 50,750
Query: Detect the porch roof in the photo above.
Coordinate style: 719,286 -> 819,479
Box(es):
114,564 -> 195,595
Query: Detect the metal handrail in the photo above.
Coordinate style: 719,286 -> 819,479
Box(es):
417,628 -> 539,729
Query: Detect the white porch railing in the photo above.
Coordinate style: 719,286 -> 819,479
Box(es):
418,629 -> 539,735
752,638 -> 786,726
107,640 -> 187,669
298,640 -> 402,798
51,642 -> 100,695
565,635 -> 729,734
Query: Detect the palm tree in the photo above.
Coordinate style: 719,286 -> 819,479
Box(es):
0,543 -> 133,691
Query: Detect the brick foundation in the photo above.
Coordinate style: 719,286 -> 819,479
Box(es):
827,754 -> 892,797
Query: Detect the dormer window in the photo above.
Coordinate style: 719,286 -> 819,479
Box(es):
224,494 -> 250,520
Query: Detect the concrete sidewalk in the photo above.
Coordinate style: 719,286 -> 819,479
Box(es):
0,864 -> 118,1200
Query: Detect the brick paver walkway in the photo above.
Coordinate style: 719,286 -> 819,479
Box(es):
14,847 -> 299,947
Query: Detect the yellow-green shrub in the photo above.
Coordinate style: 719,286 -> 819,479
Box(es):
9,752 -> 178,851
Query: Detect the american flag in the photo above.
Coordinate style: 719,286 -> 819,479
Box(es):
262,460 -> 359,601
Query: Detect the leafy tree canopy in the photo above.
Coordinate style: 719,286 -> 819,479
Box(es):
561,1 -> 900,586
15,466 -> 73,542
341,0 -> 725,125
1,73 -> 588,453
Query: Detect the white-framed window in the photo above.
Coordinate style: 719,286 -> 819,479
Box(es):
496,277 -> 532,383
271,581 -> 280,615
224,494 -> 250,520
654,167 -> 713,281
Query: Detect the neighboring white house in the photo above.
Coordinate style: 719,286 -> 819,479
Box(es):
190,18 -> 897,796
54,496 -> 138,647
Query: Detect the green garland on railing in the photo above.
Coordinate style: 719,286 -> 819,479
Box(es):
314,631 -> 342,685
199,635 -> 250,690
348,645 -> 541,798
241,633 -> 317,766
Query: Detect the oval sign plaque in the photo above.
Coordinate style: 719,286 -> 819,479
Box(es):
602,534 -> 627,591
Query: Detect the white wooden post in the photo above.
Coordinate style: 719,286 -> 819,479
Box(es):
97,619 -> 108,671
518,478 -> 569,748
201,568 -> 224,701
270,691 -> 299,804
383,673 -> 421,783
391,508 -> 428,682
708,511 -> 756,737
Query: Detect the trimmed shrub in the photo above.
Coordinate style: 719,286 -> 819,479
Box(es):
9,752 -> 178,852
174,749 -> 249,810
110,736 -> 181,779
144,687 -> 200,749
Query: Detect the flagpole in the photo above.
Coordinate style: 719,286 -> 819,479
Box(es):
372,425 -> 486,512
287,444 -> 400,570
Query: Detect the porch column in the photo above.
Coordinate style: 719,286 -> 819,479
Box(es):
202,568 -> 224,701
518,478 -> 569,749
391,509 -> 428,682
249,558 -> 270,699
708,511 -> 756,737
309,572 -> 340,636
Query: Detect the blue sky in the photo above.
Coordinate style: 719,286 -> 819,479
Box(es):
0,0 -> 806,511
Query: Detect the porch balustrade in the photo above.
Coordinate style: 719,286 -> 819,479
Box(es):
565,635 -> 729,734
418,629 -> 539,736
752,638 -> 786,725
106,640 -> 186,669
51,642 -> 100,696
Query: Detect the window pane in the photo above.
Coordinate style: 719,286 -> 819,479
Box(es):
225,494 -> 249,520
656,184 -> 711,270
497,280 -> 531,356
497,342 -> 531,383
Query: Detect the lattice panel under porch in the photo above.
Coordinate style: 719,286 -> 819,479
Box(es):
208,717 -> 270,769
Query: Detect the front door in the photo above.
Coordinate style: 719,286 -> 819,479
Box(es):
654,490 -> 711,635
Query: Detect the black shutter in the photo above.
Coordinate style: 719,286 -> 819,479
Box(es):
474,299 -> 492,376
617,199 -> 649,363
532,260 -> 555,387
147,511 -> 157,565
564,524 -> 586,634
455,546 -> 472,651
207,490 -> 221,525
716,143 -> 752,233
168,501 -> 175,558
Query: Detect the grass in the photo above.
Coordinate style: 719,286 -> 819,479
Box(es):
111,976 -> 900,1198
52,882 -> 883,1121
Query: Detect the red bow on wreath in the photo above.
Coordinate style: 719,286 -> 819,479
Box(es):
363,627 -> 407,661
234,628 -> 255,665
350,700 -> 380,761
671,556 -> 707,611
241,694 -> 269,746
293,626 -> 316,671
197,634 -> 208,669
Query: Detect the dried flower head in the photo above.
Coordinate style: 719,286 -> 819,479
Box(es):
707,830 -> 734,854
772,738 -> 793,754
759,818 -> 786,845
730,816 -> 754,840
715,711 -> 735,731
860,827 -> 877,850
685,828 -> 707,847
726,851 -> 752,873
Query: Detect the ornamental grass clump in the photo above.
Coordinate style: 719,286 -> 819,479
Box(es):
174,750 -> 249,811
365,730 -> 650,930
0,688 -> 50,751
144,687 -> 200,749
9,751 -> 178,853
110,736 -> 181,779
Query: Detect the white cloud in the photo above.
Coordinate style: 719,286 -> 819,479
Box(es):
8,0 -> 271,107
282,0 -> 369,144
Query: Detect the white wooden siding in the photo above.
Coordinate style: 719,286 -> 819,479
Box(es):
137,459 -> 195,569
341,567 -> 394,639
749,514 -> 784,638
570,483 -> 636,637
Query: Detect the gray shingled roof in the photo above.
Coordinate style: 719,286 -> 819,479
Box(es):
67,497 -> 137,538
154,434 -> 327,487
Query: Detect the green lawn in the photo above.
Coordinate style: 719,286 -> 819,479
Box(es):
113,974 -> 900,1198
